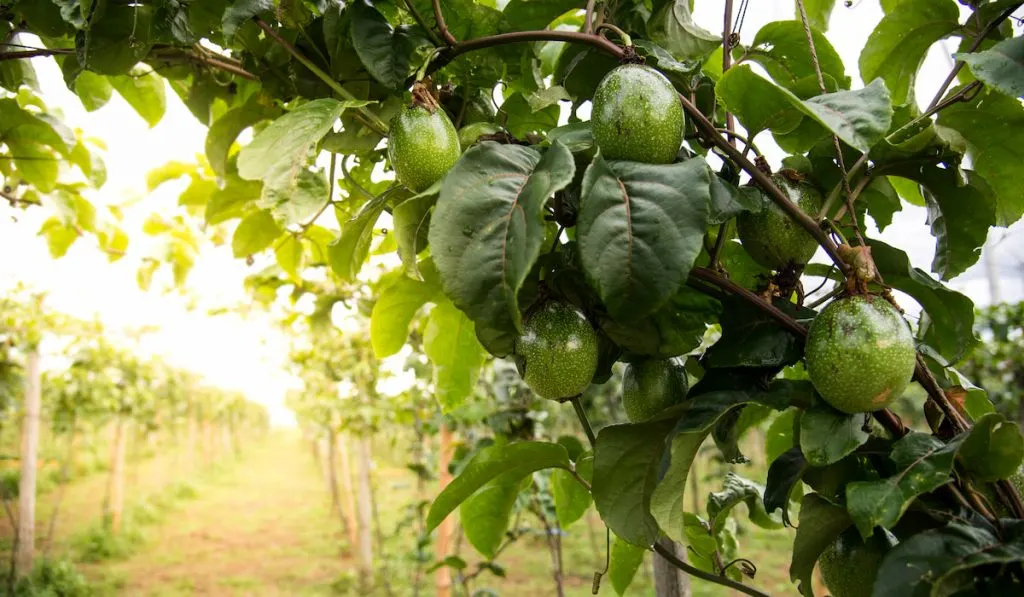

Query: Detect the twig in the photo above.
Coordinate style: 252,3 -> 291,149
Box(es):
584,0 -> 599,34
796,0 -> 864,247
708,222 -> 730,271
886,81 -> 982,144
818,154 -> 869,221
403,0 -> 443,46
0,48 -> 74,60
926,1 -> 1024,112
652,543 -> 771,597
723,0 -> 737,141
432,0 -> 457,46
253,18 -> 388,135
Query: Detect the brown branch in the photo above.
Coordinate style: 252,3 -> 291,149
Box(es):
722,0 -> 736,140
652,543 -> 771,597
433,0 -> 458,46
0,48 -> 74,60
584,0 -> 599,34
927,1 -> 1024,111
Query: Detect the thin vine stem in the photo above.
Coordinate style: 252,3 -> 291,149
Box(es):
584,0 -> 599,34
432,0 -> 458,46
403,0 -> 443,46
722,0 -> 737,141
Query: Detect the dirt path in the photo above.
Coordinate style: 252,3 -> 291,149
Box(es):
88,434 -> 347,597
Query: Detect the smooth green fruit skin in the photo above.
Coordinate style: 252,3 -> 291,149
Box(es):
591,64 -> 684,164
737,174 -> 823,270
622,358 -> 689,422
806,296 -> 916,414
819,529 -> 891,597
388,105 -> 460,192
515,302 -> 598,401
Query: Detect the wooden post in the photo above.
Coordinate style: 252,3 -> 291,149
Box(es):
653,538 -> 691,597
15,347 -> 41,578
435,424 -> 454,597
107,417 -> 128,534
337,433 -> 360,553
324,431 -> 348,535
356,435 -> 375,591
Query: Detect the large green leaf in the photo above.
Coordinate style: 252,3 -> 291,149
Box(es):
789,493 -> 852,597
763,446 -> 807,526
675,377 -> 817,437
609,534 -> 647,596
460,472 -> 529,558
109,68 -> 166,127
73,71 -> 113,112
238,99 -> 357,183
392,188 -> 436,276
937,87 -> 1024,226
205,96 -> 280,178
350,0 -> 431,90
370,262 -> 440,358
502,0 -> 582,31
960,413 -> 1024,482
718,66 -> 892,152
592,418 -> 674,547
259,169 -> 330,228
868,239 -> 978,363
328,190 -> 395,281
701,298 -> 809,369
799,404 -> 870,467
874,521 -> 1024,597
886,165 -> 995,281
578,156 -> 710,322
858,0 -> 960,105
600,285 -> 718,358
231,209 -> 282,257
501,92 -> 560,139
83,2 -> 153,75
7,141 -> 58,192
423,299 -> 486,410
748,20 -> 849,89
428,141 -> 575,356
706,473 -> 782,533
647,0 -> 720,62
222,0 -> 272,41
650,431 -> 709,543
846,432 -> 962,539
551,452 -> 592,528
425,441 -> 571,532
956,35 -> 1024,100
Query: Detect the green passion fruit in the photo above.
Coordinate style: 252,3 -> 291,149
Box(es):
805,296 -> 916,414
515,302 -> 598,401
622,358 -> 689,423
819,528 -> 893,597
591,64 -> 684,164
388,105 -> 460,192
736,172 -> 823,270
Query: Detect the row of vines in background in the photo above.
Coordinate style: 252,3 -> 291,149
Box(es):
0,286 -> 269,593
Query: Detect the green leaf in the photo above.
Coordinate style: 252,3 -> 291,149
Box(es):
350,0 -> 431,90
73,71 -> 113,112
937,87 -> 1024,225
846,432 -> 962,539
888,165 -> 995,281
8,141 -> 58,192
608,534 -> 646,596
206,96 -> 280,178
718,66 -> 892,152
502,0 -> 581,31
858,0 -> 960,105
38,218 -> 79,258
706,473 -> 782,533
425,441 -> 571,532
789,493 -> 852,597
206,175 -> 261,225
501,92 -> 560,139
275,236 -> 302,282
222,0 -> 272,42
370,264 -> 440,358
708,173 -> 762,225
799,404 -> 870,467
702,298 -> 809,369
109,68 -> 166,127
651,431 -> 709,543
868,239 -> 978,363
328,190 -> 393,281
798,0 -> 837,31
428,141 -> 575,356
259,169 -> 330,228
84,2 -> 153,75
766,408 -> 800,463
960,413 -> 1024,482
578,156 -> 710,322
675,377 -> 817,437
592,419 -> 674,547
764,446 -> 807,526
460,472 -> 528,558
551,453 -> 592,528
957,35 -> 1024,99
231,209 -> 282,257
600,286 -> 719,358
874,521 -> 1024,597
238,98 -> 351,183
392,191 -> 435,275
647,0 -> 720,62
748,20 -> 849,89
423,299 -> 486,411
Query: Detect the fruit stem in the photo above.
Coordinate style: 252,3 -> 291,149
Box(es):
595,23 -> 631,48
569,396 -> 597,447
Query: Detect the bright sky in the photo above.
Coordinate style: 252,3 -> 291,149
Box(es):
1,2 -> 1021,426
